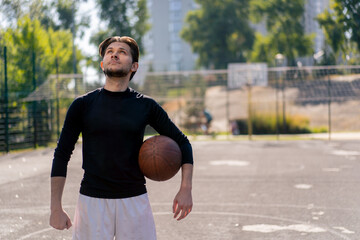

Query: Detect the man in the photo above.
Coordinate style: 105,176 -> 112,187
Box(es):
202,109 -> 212,135
49,36 -> 193,240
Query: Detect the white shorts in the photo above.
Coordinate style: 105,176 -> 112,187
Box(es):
72,193 -> 157,240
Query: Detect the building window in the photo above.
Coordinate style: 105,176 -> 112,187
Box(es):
171,32 -> 181,42
171,53 -> 182,62
169,21 -> 182,32
171,42 -> 182,52
170,11 -> 182,21
169,1 -> 182,11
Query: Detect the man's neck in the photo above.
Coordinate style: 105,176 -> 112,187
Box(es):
104,77 -> 129,92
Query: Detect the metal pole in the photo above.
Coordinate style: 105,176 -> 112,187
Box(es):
282,71 -> 286,133
32,50 -> 37,149
247,83 -> 252,140
226,85 -> 230,138
274,54 -> 284,140
55,57 -> 60,138
71,1 -> 78,96
275,73 -> 280,140
327,70 -> 331,141
4,47 -> 9,152
176,76 -> 181,128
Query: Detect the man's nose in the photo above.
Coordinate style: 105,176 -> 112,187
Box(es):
111,52 -> 119,59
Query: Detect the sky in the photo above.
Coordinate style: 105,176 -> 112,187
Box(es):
77,0 -> 99,57
77,0 -> 103,82
0,0 -> 130,84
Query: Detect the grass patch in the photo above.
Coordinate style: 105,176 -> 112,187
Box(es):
235,114 -> 318,135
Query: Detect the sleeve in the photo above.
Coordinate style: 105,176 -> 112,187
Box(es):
148,100 -> 193,165
51,97 -> 84,177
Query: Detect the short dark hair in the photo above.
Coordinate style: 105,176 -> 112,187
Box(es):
99,36 -> 139,80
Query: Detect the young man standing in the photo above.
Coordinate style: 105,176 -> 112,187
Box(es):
49,36 -> 193,239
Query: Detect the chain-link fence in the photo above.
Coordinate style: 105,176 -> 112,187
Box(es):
1,44 -> 360,152
142,66 -> 360,138
0,73 -> 84,152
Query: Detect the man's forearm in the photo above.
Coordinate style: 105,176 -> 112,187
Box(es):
180,163 -> 193,190
50,176 -> 66,211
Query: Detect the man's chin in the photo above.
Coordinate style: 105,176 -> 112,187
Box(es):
104,69 -> 129,78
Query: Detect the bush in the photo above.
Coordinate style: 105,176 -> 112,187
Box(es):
235,114 -> 313,134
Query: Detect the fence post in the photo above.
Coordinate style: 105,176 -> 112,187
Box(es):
275,71 -> 280,140
247,83 -> 252,140
32,50 -> 37,149
226,85 -> 230,138
281,70 -> 286,133
71,3 -> 78,96
4,46 -> 9,152
55,57 -> 60,139
327,68 -> 332,141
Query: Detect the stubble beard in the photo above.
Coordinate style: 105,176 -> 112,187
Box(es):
103,64 -> 132,78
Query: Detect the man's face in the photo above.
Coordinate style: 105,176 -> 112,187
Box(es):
101,42 -> 137,78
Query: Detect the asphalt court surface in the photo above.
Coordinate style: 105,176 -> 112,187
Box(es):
1,139 -> 360,239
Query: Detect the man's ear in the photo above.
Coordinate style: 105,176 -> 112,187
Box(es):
100,61 -> 104,71
131,62 -> 139,72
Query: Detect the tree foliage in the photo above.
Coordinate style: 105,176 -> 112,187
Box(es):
1,0 -> 29,23
317,0 -> 360,64
54,0 -> 90,37
181,0 -> 255,69
87,0 -> 150,79
316,9 -> 345,64
250,0 -> 313,66
335,0 -> 360,52
0,0 -> 90,35
0,0 -> 89,99
1,16 -> 75,98
92,0 -> 150,51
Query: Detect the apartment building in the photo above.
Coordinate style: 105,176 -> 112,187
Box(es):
141,0 -> 330,72
142,0 -> 198,72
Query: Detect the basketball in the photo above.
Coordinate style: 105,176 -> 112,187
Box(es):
139,135 -> 182,181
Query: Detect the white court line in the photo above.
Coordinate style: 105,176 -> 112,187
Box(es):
151,202 -> 360,212
6,203 -> 357,239
2,203 -> 359,213
294,184 -> 313,189
210,160 -> 250,166
154,211 -> 351,239
242,224 -> 327,233
2,202 -> 359,214
18,227 -> 54,240
11,209 -> 352,239
331,150 -> 360,156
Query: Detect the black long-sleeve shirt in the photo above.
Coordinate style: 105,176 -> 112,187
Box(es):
51,87 -> 193,199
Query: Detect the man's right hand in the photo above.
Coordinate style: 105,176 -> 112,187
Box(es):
49,209 -> 72,230
50,177 -> 70,230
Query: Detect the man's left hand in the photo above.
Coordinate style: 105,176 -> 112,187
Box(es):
173,186 -> 193,221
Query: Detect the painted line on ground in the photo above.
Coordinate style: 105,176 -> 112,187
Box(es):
154,211 -> 351,239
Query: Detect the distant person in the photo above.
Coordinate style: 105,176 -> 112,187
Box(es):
49,36 -> 194,239
201,109 -> 212,134
231,120 -> 240,135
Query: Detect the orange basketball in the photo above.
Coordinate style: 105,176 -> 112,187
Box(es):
139,135 -> 182,181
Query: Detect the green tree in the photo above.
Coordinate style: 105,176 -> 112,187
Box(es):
335,0 -> 360,52
0,0 -> 89,56
0,0 -> 89,31
0,0 -> 26,24
93,0 -> 150,51
316,9 -> 345,64
1,16 -> 75,98
132,0 -> 151,48
181,0 -> 255,69
317,0 -> 360,64
54,0 -> 90,36
251,0 -> 313,66
0,0 -> 56,29
87,0 -> 150,81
